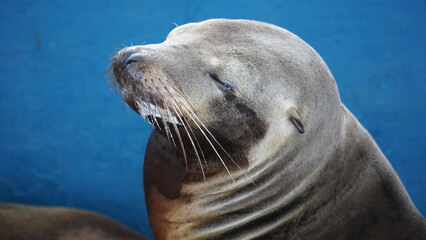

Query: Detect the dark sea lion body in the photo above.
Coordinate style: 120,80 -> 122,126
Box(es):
110,19 -> 426,239
0,203 -> 147,240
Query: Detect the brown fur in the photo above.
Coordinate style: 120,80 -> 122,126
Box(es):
0,203 -> 148,240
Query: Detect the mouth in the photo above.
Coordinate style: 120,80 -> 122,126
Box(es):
136,100 -> 183,126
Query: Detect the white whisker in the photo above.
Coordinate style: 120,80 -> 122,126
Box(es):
180,104 -> 235,182
179,100 -> 242,170
170,101 -> 206,182
164,102 -> 188,170
177,96 -> 256,186
163,87 -> 208,166
156,100 -> 175,145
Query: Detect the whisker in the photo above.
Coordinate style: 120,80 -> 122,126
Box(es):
148,86 -> 174,145
163,87 -> 207,165
155,99 -> 175,145
164,102 -> 188,170
144,89 -> 161,129
165,113 -> 177,147
177,97 -> 257,186
170,101 -> 206,182
179,100 -> 242,169
183,117 -> 207,165
142,94 -> 154,125
150,98 -> 162,130
180,104 -> 235,182
168,85 -> 196,110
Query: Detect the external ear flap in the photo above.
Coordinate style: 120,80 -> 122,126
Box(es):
289,108 -> 305,134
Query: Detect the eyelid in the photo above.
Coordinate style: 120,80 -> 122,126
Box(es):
208,72 -> 234,92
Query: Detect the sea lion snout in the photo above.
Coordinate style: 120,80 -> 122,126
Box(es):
110,47 -> 157,92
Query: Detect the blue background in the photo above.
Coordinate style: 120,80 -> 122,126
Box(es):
0,0 -> 425,238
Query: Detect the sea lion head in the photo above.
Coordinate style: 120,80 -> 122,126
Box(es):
109,19 -> 342,181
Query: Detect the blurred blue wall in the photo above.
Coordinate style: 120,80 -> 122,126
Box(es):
0,0 -> 425,238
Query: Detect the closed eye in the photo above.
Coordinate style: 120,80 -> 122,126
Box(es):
208,72 -> 233,92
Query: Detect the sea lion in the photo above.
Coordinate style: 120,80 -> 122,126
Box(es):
0,203 -> 148,240
110,19 -> 426,239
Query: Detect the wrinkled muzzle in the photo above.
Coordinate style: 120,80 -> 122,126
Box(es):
109,47 -> 185,127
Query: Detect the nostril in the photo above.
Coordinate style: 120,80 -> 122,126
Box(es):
125,59 -> 138,66
124,53 -> 143,67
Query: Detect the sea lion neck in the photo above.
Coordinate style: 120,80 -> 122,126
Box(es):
144,128 -> 250,199
142,122 -> 349,239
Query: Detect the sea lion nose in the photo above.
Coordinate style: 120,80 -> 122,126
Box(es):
124,52 -> 144,67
